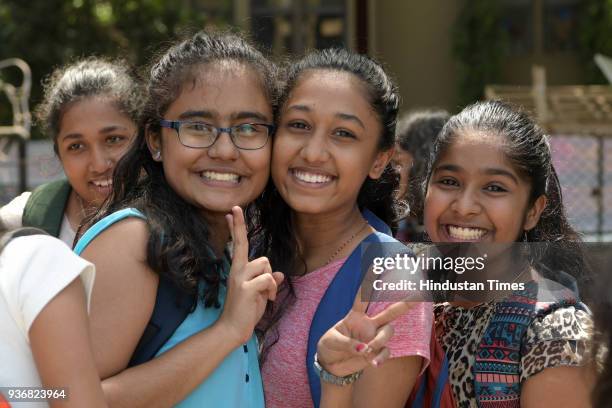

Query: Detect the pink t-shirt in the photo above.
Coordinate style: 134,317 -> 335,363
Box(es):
262,257 -> 433,408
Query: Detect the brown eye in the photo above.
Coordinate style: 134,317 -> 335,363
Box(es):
437,178 -> 458,187
288,121 -> 309,131
68,143 -> 84,151
333,129 -> 355,139
485,184 -> 507,193
106,135 -> 127,144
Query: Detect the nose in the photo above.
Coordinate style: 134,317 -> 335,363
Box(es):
299,131 -> 329,164
450,187 -> 481,217
207,131 -> 239,161
89,146 -> 113,174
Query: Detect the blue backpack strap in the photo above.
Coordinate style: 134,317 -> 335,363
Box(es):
129,275 -> 196,366
73,208 -> 145,255
411,357 -> 451,408
363,208 -> 392,236
306,210 -> 402,406
74,208 -> 196,367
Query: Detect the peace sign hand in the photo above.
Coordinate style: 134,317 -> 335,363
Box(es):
217,206 -> 284,346
316,292 -> 414,378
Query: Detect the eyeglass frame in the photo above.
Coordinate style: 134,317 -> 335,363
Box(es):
159,119 -> 275,150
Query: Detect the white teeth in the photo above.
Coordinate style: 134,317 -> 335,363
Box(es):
201,171 -> 240,183
447,225 -> 487,240
293,170 -> 332,184
92,179 -> 112,187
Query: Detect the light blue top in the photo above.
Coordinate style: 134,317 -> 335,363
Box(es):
74,208 -> 265,408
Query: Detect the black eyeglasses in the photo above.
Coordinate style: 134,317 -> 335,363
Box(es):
159,120 -> 275,150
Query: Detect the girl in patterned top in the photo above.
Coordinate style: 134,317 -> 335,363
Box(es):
421,100 -> 593,407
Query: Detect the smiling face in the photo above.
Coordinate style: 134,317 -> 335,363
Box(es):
56,97 -> 136,206
147,63 -> 272,217
423,131 -> 546,243
271,70 -> 392,217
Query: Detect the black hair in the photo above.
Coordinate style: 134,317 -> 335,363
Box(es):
423,100 -> 588,288
253,48 -> 400,358
83,30 -> 280,308
36,57 -> 143,155
395,109 -> 449,232
258,48 -> 400,272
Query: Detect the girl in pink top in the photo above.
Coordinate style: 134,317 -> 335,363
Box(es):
254,49 -> 432,408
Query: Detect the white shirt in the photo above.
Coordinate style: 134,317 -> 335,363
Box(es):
0,235 -> 94,406
0,192 -> 76,247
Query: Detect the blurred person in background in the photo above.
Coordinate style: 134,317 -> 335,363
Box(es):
393,110 -> 449,243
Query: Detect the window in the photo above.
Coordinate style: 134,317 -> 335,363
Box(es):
499,0 -> 580,55
249,0 -> 349,55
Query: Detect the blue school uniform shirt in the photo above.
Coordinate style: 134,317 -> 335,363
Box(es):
74,208 -> 265,408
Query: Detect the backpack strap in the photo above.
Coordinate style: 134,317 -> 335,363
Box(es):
128,275 -> 196,366
73,207 -> 196,367
73,208 -> 146,255
362,208 -> 392,236
410,329 -> 454,408
306,210 -> 401,407
0,227 -> 49,254
22,179 -> 71,237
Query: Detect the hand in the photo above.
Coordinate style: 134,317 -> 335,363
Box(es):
217,206 -> 284,345
316,293 -> 413,378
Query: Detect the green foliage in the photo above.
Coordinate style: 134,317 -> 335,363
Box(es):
452,0 -> 507,108
578,0 -> 612,84
0,0 -> 230,138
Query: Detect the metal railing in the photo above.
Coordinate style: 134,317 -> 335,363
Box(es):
0,58 -> 32,193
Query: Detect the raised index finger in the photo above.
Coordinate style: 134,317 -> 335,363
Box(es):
228,206 -> 249,269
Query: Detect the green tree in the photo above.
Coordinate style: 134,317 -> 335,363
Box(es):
0,0 -> 230,138
579,0 -> 612,83
453,0 -> 507,108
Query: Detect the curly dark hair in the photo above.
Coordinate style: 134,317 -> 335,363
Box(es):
82,30 -> 281,309
36,57 -> 143,155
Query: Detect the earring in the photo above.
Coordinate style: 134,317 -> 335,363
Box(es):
153,151 -> 162,161
522,230 -> 528,242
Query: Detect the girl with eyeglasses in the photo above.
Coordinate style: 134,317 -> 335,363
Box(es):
0,58 -> 141,247
74,31 -> 283,407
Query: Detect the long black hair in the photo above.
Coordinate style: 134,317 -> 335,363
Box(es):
253,48 -> 400,356
423,100 -> 589,289
83,30 -> 280,308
